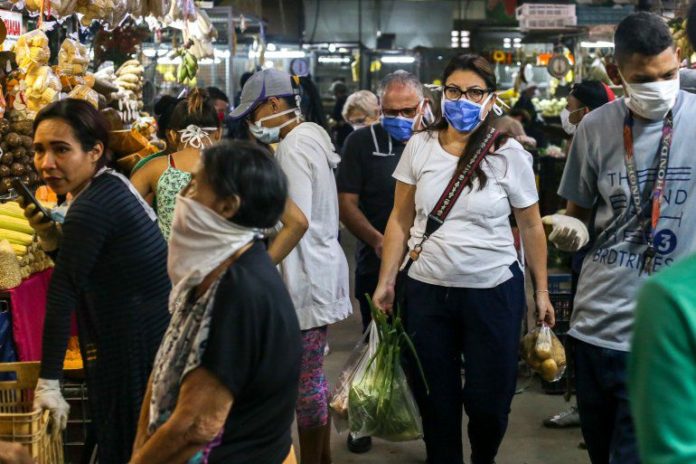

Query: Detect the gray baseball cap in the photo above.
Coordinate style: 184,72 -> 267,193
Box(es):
229,68 -> 297,120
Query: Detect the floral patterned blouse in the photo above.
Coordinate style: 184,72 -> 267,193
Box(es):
155,156 -> 192,240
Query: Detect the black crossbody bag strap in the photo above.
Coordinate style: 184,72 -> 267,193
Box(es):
395,127 -> 500,305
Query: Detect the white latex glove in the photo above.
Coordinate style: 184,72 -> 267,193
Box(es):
516,134 -> 537,148
33,378 -> 69,438
542,214 -> 590,252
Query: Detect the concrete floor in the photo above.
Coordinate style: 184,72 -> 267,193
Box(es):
292,232 -> 590,464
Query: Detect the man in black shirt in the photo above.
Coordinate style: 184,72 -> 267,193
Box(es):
336,71 -> 430,453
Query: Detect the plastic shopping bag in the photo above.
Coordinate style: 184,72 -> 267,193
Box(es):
521,323 -> 567,382
348,310 -> 425,442
329,331 -> 370,433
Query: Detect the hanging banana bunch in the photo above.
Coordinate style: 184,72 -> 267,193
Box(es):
173,46 -> 199,88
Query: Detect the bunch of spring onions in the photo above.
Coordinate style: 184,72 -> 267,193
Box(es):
348,297 -> 428,441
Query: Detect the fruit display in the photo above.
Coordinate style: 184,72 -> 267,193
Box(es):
94,60 -> 144,124
0,201 -> 54,285
58,39 -> 89,76
182,8 -> 217,59
14,30 -> 50,72
132,116 -> 165,150
532,97 -> 567,118
24,66 -> 62,113
76,0 -> 117,27
68,84 -> 100,109
14,0 -> 79,18
669,17 -> 695,63
521,324 -> 567,382
174,47 -> 199,87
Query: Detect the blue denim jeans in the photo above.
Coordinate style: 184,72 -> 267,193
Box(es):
573,338 -> 640,464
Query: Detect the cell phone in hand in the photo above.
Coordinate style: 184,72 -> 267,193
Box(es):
11,178 -> 52,223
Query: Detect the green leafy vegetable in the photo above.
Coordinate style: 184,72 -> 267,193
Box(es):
347,297 -> 428,441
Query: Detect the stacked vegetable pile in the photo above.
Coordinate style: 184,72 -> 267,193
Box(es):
532,97 -> 567,118
0,201 -> 54,290
521,324 -> 567,382
346,301 -> 426,442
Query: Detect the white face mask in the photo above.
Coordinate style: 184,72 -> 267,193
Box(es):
248,107 -> 300,144
621,72 -> 680,120
168,194 -> 259,295
560,108 -> 576,135
560,108 -> 585,135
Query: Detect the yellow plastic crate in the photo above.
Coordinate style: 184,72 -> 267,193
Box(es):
0,362 -> 63,463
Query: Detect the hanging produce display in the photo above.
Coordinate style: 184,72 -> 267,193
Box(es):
669,17 -> 695,63
174,46 -> 198,87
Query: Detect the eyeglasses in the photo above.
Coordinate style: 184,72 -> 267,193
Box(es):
347,117 -> 368,125
382,104 -> 420,119
444,85 -> 492,103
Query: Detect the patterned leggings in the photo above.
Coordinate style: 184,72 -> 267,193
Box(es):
296,326 -> 329,428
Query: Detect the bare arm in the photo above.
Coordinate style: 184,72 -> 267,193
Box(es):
129,367 -> 233,464
130,160 -> 161,204
514,203 -> 555,326
565,201 -> 592,224
132,375 -> 153,456
339,193 -> 383,257
267,198 -> 309,265
0,441 -> 33,464
372,181 -> 417,313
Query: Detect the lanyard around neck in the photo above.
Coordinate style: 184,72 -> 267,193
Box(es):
371,124 -> 393,157
622,110 -> 673,274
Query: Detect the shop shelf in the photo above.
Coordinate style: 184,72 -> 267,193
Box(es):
62,381 -> 91,464
550,293 -> 573,324
516,3 -> 576,19
0,362 -> 63,463
519,15 -> 578,30
548,274 -> 572,294
576,5 -> 633,25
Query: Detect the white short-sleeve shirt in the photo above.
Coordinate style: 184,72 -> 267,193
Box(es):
393,131 -> 538,288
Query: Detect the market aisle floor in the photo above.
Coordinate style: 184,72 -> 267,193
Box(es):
291,232 -> 590,464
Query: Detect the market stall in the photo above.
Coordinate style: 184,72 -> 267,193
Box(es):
0,2 -> 220,461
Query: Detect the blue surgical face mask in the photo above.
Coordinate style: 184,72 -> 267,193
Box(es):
381,115 -> 415,142
442,93 -> 495,133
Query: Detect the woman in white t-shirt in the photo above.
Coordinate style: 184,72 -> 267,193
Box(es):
373,54 -> 555,464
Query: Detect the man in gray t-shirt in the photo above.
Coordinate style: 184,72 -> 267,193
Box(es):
547,12 -> 696,464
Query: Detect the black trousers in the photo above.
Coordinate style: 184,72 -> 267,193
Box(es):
574,338 -> 640,464
403,264 -> 525,464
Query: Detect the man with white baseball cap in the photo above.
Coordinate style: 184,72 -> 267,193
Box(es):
230,68 -> 351,464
